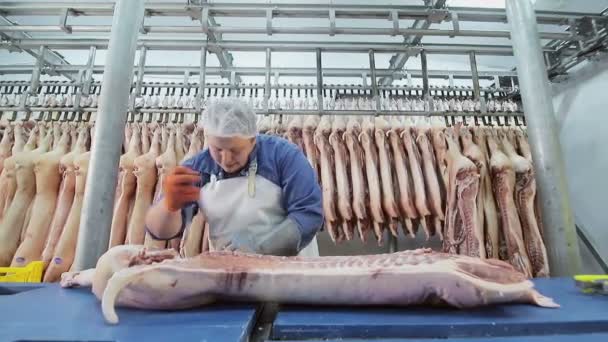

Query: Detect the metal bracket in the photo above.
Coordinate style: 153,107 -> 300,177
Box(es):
428,9 -> 449,24
266,9 -> 273,36
183,70 -> 190,87
140,10 -> 151,34
390,10 -> 399,36
450,12 -> 460,38
329,9 -> 336,36
0,37 -> 22,53
201,7 -> 209,34
59,8 -> 73,34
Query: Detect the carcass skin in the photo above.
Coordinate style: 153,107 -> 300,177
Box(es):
181,209 -> 205,257
127,128 -> 162,245
329,116 -> 354,240
443,133 -> 485,259
416,127 -> 445,238
153,125 -> 170,201
0,125 -> 14,221
430,126 -> 449,196
60,245 -> 558,325
146,127 -> 178,249
417,128 -> 444,221
514,130 -> 544,239
302,116 -> 320,182
344,118 -> 370,242
201,222 -> 210,252
388,121 -> 417,238
500,133 -> 549,278
43,151 -> 91,282
160,124 -> 169,156
314,117 -> 340,242
154,127 -> 177,203
359,119 -> 385,244
11,126 -> 71,267
2,123 -> 31,218
42,126 -> 89,267
402,126 -> 432,238
286,116 -> 305,152
374,117 -> 400,238
487,134 -> 533,278
141,124 -> 151,154
174,125 -> 186,168
123,123 -> 132,154
0,124 -> 13,175
460,128 -> 490,259
179,128 -> 205,257
109,124 -> 142,248
0,128 -> 51,266
472,128 -> 500,260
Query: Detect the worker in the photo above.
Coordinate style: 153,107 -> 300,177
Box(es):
144,98 -> 323,257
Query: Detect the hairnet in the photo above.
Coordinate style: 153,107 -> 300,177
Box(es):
201,98 -> 257,138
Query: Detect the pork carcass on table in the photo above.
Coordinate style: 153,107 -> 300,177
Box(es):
60,245 -> 558,325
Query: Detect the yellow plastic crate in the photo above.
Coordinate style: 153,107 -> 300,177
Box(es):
0,261 -> 43,283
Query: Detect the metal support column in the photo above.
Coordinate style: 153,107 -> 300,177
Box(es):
264,48 -> 271,111
369,50 -> 381,111
130,46 -> 146,121
420,50 -> 433,111
72,0 -> 145,270
469,51 -> 487,113
506,0 -> 581,276
197,46 -> 207,112
316,49 -> 324,111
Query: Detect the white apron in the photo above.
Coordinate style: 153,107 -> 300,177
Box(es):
198,160 -> 319,257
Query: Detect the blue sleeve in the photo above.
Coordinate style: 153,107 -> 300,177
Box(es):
278,143 -> 324,248
145,155 -> 201,241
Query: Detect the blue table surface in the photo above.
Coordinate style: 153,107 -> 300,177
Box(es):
272,277 -> 608,340
266,333 -> 608,342
0,283 -> 258,342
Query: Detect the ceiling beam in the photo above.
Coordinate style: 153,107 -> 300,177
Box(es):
379,0 -> 447,86
0,14 -> 77,81
189,0 -> 241,83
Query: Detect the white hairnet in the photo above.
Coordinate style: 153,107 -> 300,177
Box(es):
201,98 -> 257,138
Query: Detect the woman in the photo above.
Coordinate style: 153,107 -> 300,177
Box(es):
144,98 -> 323,257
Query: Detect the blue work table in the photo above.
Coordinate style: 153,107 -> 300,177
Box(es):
1,277 -> 606,342
270,277 -> 608,341
0,283 -> 258,342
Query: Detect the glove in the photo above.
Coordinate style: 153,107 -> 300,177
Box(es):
225,218 -> 302,256
162,166 -> 201,212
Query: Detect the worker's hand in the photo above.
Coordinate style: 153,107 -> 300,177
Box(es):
162,166 -> 201,212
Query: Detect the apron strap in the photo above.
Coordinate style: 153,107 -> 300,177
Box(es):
247,158 -> 258,197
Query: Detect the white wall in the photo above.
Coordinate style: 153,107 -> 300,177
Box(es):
552,55 -> 608,273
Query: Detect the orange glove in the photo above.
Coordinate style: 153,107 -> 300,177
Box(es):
162,166 -> 201,212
